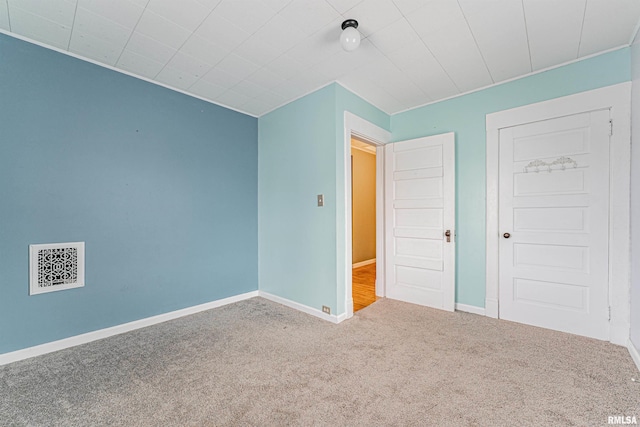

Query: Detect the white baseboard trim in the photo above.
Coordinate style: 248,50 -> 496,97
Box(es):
485,298 -> 499,318
610,319 -> 631,346
352,258 -> 376,269
259,291 -> 344,324
629,339 -> 640,373
0,290 -> 259,366
455,303 -> 486,316
346,297 -> 354,319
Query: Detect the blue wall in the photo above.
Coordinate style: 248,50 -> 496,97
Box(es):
392,48 -> 631,308
0,34 -> 258,354
1,31 -> 633,354
258,83 -> 388,315
258,85 -> 338,311
258,49 -> 630,316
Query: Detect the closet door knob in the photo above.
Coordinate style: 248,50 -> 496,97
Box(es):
503,233 -> 511,239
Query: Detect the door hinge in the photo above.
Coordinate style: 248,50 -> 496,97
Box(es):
609,119 -> 613,136
608,306 -> 611,321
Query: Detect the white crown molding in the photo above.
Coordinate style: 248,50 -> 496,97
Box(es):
394,46 -> 630,116
0,29 -> 257,118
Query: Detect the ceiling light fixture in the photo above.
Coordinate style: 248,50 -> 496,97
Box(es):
340,19 -> 360,52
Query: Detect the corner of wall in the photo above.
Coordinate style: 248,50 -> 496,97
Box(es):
629,339 -> 640,373
630,17 -> 640,355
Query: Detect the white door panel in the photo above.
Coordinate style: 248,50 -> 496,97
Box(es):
498,109 -> 610,340
513,207 -> 588,232
514,169 -> 588,195
385,133 -> 455,311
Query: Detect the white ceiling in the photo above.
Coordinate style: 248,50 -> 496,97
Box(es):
1,0 -> 640,117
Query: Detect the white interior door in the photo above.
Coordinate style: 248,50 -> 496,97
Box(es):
498,110 -> 610,340
385,133 -> 455,311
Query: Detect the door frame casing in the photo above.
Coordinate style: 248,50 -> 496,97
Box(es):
343,112 -> 391,319
485,82 -> 632,345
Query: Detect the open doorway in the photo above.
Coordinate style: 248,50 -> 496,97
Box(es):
343,112 -> 390,319
351,137 -> 377,312
343,113 -> 456,318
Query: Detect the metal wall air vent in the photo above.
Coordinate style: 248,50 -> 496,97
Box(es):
29,242 -> 85,295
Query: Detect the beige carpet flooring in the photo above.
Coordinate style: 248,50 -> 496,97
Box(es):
0,297 -> 638,426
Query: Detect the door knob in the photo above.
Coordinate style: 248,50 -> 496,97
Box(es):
445,230 -> 451,242
503,233 -> 511,239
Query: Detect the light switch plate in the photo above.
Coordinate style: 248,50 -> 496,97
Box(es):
317,194 -> 324,207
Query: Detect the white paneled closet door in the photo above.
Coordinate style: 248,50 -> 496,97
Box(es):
498,109 -> 610,340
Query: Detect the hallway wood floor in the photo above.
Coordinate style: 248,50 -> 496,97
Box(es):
352,263 -> 377,312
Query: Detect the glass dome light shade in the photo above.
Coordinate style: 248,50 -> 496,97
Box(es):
340,26 -> 360,51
